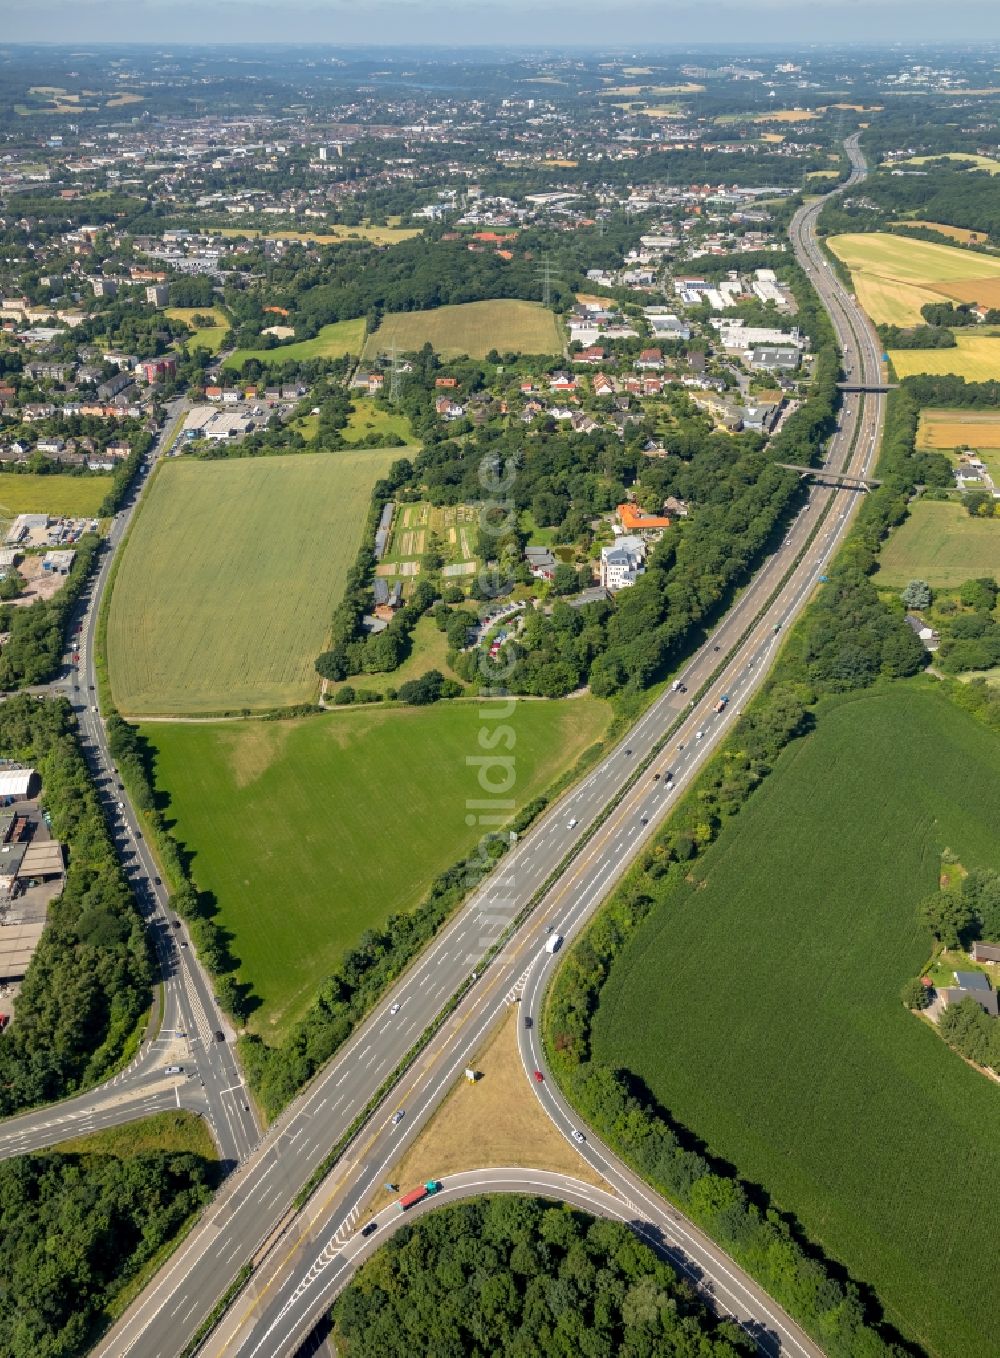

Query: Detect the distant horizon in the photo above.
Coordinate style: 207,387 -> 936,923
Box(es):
3,1 -> 1000,48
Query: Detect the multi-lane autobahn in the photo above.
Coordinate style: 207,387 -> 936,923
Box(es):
79,134 -> 888,1358
0,398 -> 260,1168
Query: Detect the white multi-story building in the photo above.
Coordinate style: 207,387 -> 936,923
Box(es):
600,535 -> 647,591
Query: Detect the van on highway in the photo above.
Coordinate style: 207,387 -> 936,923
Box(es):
545,933 -> 563,955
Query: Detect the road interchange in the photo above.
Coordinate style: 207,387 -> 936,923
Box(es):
76,132 -> 889,1358
0,135 -> 885,1358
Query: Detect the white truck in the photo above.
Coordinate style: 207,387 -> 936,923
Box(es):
545,933 -> 563,955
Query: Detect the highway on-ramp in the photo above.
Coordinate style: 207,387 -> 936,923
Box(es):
91,135 -> 887,1358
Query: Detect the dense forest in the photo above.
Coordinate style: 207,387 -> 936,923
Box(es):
0,1147 -> 215,1358
820,165 -> 1000,244
0,697 -> 151,1115
331,1195 -> 751,1358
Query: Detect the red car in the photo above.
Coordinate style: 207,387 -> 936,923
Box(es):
533,1069 -> 544,1083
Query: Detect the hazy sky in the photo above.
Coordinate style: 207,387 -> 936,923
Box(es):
4,0 -> 1000,46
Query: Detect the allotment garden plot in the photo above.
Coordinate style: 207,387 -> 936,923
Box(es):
108,451 -> 397,714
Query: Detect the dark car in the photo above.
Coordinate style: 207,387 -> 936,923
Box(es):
215,1030 -> 225,1042
361,1221 -> 379,1238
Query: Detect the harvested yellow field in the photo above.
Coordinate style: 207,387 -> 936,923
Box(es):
894,152 -> 1000,175
600,82 -> 703,96
761,132 -> 785,144
854,273 -> 941,327
829,231 -> 1000,324
893,220 -> 991,246
756,108 -> 820,123
918,409 -> 1000,450
212,225 -> 420,246
889,334 -> 1000,381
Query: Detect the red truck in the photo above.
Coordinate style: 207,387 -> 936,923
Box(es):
397,1180 -> 441,1212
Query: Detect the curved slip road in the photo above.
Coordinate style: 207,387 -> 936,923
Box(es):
91,133 -> 889,1358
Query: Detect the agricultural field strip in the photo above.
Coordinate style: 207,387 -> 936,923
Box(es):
107,452 -> 397,714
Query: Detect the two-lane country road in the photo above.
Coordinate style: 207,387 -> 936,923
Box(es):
0,398 -> 261,1168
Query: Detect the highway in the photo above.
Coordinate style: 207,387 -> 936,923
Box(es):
0,399 -> 261,1168
91,133 -> 887,1358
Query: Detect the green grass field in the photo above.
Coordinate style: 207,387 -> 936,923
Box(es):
51,1111 -> 217,1160
167,306 -> 230,355
225,318 -> 366,370
342,397 -> 414,445
0,472 -> 112,518
142,697 -> 611,1036
591,686 -> 1000,1358
876,499 -> 1000,587
363,300 -> 562,361
107,452 -> 397,714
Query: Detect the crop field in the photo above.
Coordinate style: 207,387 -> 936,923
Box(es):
829,231 -> 1000,325
876,500 -> 1000,587
142,696 -> 611,1036
362,300 -> 562,361
224,318 -> 366,370
893,152 -> 1000,175
213,224 -> 421,246
917,407 -> 1000,450
591,687 -> 1000,1358
0,472 -> 112,518
892,220 -> 992,246
107,451 -> 397,714
166,306 -> 230,354
889,333 -> 1000,381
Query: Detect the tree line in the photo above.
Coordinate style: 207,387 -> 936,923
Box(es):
0,1145 -> 215,1358
0,697 -> 152,1115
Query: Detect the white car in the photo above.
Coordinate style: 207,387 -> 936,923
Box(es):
389,1002 -> 400,1016
695,730 -> 704,741
391,1109 -> 405,1126
570,1129 -> 586,1145
164,1065 -> 183,1074
567,817 -> 577,829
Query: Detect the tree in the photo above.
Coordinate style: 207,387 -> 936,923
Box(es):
901,579 -> 932,610
900,977 -> 931,1010
958,576 -> 999,612
962,868 -> 1000,942
918,888 -> 975,949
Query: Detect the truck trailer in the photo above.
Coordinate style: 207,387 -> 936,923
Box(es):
397,1180 -> 442,1212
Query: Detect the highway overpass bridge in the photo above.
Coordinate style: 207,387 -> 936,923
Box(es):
778,462 -> 882,490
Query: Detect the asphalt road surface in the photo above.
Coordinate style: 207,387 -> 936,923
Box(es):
93,135 -> 886,1358
0,399 -> 260,1168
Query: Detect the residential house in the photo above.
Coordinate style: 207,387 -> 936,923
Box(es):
904,614 -> 940,651
941,970 -> 999,1018
971,940 -> 1000,964
600,535 -> 647,591
616,502 -> 672,537
636,348 -> 664,371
